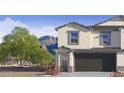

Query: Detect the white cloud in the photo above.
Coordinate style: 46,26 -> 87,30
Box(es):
0,17 -> 28,43
28,26 -> 58,38
0,17 -> 58,43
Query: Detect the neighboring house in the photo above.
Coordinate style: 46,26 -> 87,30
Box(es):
55,15 -> 124,72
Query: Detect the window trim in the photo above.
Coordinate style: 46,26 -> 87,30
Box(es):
68,31 -> 79,45
100,32 -> 111,46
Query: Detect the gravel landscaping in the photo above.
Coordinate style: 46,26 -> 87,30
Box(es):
0,72 -> 47,77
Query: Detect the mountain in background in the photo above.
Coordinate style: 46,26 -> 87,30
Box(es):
38,36 -> 58,55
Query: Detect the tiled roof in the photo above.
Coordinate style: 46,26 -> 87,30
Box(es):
94,15 -> 124,26
73,48 -> 124,53
55,22 -> 91,31
55,16 -> 124,31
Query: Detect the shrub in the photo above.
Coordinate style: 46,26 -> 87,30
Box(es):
51,68 -> 60,75
111,71 -> 124,77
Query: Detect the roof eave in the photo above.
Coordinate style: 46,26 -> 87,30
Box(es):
55,22 -> 91,31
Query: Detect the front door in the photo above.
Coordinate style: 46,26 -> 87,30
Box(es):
61,60 -> 68,72
60,54 -> 69,72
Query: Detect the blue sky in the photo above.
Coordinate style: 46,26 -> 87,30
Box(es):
0,15 -> 115,43
0,15 -> 114,26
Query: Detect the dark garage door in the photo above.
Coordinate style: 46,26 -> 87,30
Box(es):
75,53 -> 116,71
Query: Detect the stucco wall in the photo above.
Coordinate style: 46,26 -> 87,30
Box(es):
117,52 -> 124,66
111,31 -> 120,47
58,25 -> 91,49
58,24 -> 121,49
68,52 -> 74,72
92,31 -> 100,48
92,31 -> 120,48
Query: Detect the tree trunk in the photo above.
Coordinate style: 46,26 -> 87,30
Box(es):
20,61 -> 23,67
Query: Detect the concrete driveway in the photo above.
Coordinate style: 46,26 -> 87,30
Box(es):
56,72 -> 113,77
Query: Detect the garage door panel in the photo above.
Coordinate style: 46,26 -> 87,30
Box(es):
75,59 -> 103,71
75,53 -> 116,71
76,59 -> 102,67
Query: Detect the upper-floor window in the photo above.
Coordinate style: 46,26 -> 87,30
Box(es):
100,32 -> 111,46
68,31 -> 79,45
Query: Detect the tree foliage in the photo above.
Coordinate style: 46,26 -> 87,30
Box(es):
0,27 -> 53,66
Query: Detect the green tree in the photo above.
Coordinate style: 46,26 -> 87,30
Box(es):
0,27 -> 53,68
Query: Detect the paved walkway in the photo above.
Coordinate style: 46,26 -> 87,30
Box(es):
56,72 -> 113,77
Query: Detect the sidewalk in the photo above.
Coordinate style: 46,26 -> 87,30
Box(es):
55,72 -> 112,77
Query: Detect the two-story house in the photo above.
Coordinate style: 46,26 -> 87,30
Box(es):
55,15 -> 124,72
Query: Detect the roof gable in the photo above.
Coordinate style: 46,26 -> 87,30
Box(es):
55,22 -> 91,31
95,15 -> 124,26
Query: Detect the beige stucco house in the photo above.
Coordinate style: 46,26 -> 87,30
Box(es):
55,15 -> 124,72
